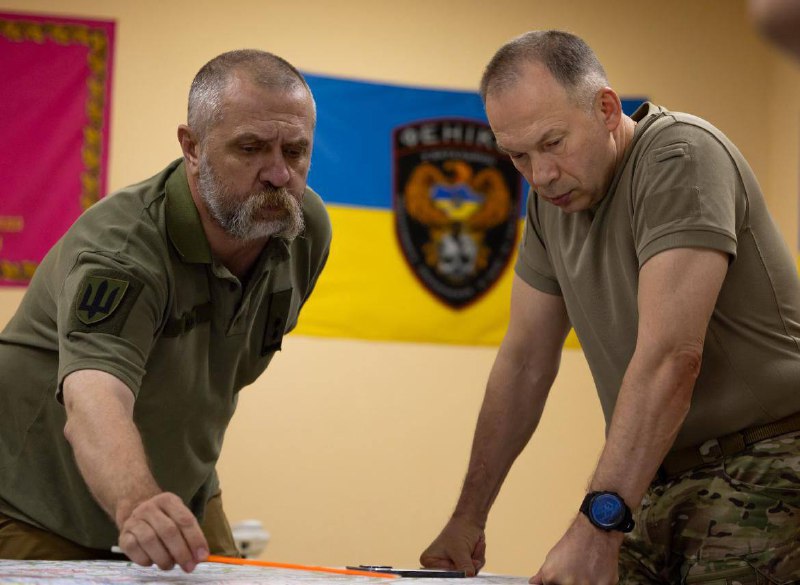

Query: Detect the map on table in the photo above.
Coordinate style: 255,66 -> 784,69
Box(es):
0,560 -> 529,584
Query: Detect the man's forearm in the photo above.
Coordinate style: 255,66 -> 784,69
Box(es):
62,370 -> 162,527
67,415 -> 161,526
590,247 -> 730,508
421,278 -> 569,576
589,347 -> 699,506
453,350 -> 555,524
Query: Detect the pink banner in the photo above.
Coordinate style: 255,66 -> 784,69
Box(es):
0,11 -> 114,286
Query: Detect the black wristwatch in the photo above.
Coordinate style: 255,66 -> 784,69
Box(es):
580,491 -> 635,533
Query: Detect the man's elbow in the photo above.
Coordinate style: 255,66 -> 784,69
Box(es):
637,340 -> 704,407
672,343 -> 703,378
62,389 -> 81,446
663,343 -> 704,403
63,417 -> 76,446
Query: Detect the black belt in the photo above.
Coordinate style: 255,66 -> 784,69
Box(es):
659,411 -> 800,480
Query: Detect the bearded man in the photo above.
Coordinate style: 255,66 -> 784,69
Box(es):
0,50 -> 330,573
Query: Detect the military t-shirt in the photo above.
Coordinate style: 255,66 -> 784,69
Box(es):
515,103 -> 800,450
0,159 -> 331,548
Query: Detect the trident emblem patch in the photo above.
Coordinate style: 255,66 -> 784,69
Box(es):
76,275 -> 129,325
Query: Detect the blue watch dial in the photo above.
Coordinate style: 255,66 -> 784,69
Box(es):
590,493 -> 625,527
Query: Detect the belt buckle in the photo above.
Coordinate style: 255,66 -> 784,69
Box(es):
698,437 -> 724,465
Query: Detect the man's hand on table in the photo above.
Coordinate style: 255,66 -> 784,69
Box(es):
529,515 -> 623,585
116,492 -> 208,573
420,516 -> 487,577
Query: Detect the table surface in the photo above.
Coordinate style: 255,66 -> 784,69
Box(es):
0,560 -> 529,584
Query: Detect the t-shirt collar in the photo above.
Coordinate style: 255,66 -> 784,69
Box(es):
165,160 -> 213,264
595,101 -> 665,211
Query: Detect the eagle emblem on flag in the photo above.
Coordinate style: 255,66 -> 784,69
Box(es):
393,118 -> 523,309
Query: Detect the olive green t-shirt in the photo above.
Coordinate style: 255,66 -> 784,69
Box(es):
0,159 -> 331,548
515,103 -> 800,450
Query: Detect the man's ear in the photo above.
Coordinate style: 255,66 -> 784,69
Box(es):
177,125 -> 200,174
595,87 -> 622,132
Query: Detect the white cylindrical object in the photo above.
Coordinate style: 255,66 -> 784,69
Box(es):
231,519 -> 270,559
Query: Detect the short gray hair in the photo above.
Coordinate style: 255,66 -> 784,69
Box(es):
480,30 -> 608,108
188,49 -> 316,141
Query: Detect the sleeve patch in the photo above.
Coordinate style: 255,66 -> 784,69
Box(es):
69,271 -> 144,335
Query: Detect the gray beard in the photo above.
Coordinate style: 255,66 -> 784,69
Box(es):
198,157 -> 305,242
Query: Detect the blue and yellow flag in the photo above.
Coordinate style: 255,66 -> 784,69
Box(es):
296,73 -> 643,346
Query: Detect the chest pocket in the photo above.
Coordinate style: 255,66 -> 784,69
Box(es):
262,289 -> 293,355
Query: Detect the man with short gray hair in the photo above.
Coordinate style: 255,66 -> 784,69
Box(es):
421,30 -> 800,584
0,49 -> 331,572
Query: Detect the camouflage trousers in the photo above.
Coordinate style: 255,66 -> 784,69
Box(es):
618,430 -> 800,584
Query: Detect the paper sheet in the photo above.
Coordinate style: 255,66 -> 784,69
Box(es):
0,560 -> 529,584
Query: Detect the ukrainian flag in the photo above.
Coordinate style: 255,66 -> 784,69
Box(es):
296,73 -> 643,347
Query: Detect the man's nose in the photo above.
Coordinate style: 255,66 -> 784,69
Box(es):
530,154 -> 559,189
259,153 -> 291,188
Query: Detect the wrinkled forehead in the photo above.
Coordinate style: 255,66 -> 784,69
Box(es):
213,77 -> 315,139
487,76 -> 576,143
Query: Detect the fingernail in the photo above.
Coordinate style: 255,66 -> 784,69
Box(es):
196,548 -> 208,561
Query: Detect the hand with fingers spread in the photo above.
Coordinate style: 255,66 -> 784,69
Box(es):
116,492 -> 209,573
420,516 -> 486,577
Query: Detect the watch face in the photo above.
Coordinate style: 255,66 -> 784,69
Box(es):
590,493 -> 625,527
